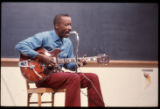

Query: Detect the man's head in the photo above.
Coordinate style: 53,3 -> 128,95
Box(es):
54,14 -> 72,38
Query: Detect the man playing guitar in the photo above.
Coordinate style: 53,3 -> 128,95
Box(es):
15,13 -> 106,107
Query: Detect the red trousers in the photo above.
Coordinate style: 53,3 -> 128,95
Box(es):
36,72 -> 105,107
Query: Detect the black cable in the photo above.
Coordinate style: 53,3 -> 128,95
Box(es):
77,67 -> 108,107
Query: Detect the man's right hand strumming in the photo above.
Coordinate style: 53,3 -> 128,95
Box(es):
37,54 -> 55,67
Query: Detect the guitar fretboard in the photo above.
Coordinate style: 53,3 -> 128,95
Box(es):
57,57 -> 97,64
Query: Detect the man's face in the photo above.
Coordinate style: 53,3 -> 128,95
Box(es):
55,16 -> 72,38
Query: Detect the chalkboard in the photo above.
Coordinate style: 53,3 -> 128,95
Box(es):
1,3 -> 158,60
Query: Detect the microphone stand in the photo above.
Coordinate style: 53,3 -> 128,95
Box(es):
69,31 -> 106,106
75,32 -> 79,73
69,31 -> 79,73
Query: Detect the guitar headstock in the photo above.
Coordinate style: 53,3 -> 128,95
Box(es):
97,54 -> 110,65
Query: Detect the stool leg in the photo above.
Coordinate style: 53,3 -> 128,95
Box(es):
27,93 -> 32,107
51,93 -> 55,106
38,93 -> 42,106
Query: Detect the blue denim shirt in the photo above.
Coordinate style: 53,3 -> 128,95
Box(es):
15,30 -> 76,71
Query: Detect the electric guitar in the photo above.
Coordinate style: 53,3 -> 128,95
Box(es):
19,48 -> 110,83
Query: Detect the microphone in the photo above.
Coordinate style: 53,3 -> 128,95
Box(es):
70,31 -> 79,73
69,31 -> 79,40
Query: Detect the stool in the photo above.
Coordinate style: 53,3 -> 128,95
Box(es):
26,81 -> 66,106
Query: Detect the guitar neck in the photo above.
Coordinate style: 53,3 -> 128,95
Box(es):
57,56 -> 97,64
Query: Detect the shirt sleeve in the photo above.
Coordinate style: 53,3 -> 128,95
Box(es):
15,32 -> 44,58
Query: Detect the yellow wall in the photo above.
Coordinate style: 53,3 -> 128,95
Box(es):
1,66 -> 158,107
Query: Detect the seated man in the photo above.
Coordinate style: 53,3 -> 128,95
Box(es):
15,13 -> 105,107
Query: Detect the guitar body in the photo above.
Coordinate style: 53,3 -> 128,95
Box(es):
20,48 -> 61,83
19,47 -> 109,83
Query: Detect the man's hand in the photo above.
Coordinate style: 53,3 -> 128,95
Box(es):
78,54 -> 87,67
37,54 -> 55,67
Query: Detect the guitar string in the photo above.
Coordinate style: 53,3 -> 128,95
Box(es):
58,56 -> 97,64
